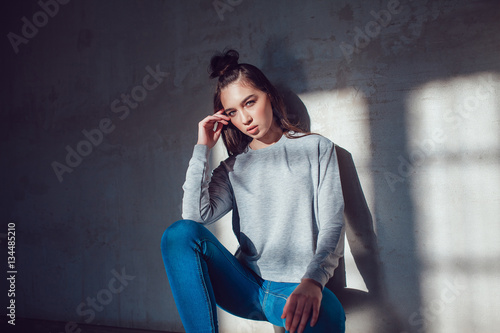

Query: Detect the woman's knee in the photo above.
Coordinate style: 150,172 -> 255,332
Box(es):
161,220 -> 203,252
314,291 -> 345,333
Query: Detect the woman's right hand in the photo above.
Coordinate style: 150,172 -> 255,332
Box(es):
197,109 -> 230,150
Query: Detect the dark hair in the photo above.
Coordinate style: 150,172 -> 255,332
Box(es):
208,49 -> 308,155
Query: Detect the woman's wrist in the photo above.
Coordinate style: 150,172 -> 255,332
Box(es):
301,278 -> 322,290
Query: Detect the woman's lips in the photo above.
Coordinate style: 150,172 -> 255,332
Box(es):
247,125 -> 259,135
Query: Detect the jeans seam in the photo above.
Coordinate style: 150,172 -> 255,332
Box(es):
195,250 -> 216,332
197,238 -> 263,289
267,292 -> 289,300
266,282 -> 296,300
262,281 -> 270,308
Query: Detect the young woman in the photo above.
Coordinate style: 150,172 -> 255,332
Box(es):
161,49 -> 346,333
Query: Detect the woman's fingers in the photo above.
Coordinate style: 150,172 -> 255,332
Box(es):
284,300 -> 317,333
281,280 -> 323,333
200,111 -> 230,129
281,296 -> 294,331
282,294 -> 307,333
196,110 -> 230,148
310,301 -> 320,327
290,299 -> 307,333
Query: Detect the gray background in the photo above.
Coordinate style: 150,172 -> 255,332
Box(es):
2,0 -> 500,332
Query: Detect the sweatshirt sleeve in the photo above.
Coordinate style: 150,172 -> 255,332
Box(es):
302,140 -> 345,288
181,144 -> 233,224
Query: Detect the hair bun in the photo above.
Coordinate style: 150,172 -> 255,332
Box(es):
209,49 -> 240,79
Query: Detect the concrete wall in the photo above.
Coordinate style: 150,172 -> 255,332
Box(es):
2,0 -> 499,332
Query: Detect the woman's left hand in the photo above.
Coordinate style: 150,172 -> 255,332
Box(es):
281,278 -> 323,333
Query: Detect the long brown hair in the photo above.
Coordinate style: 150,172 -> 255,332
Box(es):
209,49 -> 308,156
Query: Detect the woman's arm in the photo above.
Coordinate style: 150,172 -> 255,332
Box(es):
181,111 -> 234,224
282,139 -> 345,333
304,139 -> 345,286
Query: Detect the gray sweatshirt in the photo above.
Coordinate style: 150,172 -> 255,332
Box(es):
182,133 -> 345,288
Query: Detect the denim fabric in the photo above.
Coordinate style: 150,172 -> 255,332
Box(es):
161,220 -> 345,333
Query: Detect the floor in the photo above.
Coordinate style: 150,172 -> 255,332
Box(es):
2,318 -> 181,333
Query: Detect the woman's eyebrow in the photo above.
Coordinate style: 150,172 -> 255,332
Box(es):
223,94 -> 256,114
241,94 -> 256,105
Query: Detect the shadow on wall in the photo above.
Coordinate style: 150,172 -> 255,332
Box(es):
259,34 -> 408,332
261,1 -> 500,332
332,145 -> 404,332
340,2 -> 500,332
277,88 -> 405,333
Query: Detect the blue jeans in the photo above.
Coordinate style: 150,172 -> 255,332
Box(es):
161,220 -> 345,333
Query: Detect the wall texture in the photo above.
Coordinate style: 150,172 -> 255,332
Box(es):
2,0 -> 499,332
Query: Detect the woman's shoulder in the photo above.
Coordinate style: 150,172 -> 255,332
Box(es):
286,132 -> 335,149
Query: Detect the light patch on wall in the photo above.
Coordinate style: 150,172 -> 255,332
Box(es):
302,88 -> 372,167
406,72 -> 500,333
300,88 -> 373,293
208,88 -> 375,330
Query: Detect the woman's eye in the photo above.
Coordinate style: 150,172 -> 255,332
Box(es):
245,100 -> 255,107
227,111 -> 236,117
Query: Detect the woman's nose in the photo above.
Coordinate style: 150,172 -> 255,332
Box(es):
240,110 -> 252,125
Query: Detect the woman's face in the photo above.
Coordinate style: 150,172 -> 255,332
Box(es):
220,80 -> 281,148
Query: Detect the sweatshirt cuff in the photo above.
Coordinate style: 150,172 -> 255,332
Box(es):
192,144 -> 210,161
302,270 -> 329,289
